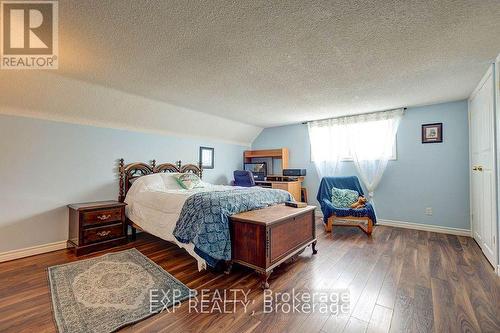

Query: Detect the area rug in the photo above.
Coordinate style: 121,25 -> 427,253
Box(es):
48,248 -> 194,333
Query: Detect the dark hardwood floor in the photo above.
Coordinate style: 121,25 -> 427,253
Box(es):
0,220 -> 499,333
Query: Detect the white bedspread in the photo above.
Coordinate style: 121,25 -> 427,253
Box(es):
124,173 -> 236,271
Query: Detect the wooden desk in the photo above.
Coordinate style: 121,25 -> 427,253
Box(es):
255,175 -> 304,201
255,180 -> 302,201
243,148 -> 305,201
244,148 -> 289,168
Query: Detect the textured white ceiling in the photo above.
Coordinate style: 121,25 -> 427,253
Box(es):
57,0 -> 500,128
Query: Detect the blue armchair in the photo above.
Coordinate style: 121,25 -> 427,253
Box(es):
233,170 -> 256,187
317,176 -> 376,236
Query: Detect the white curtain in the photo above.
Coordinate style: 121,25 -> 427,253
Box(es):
308,119 -> 344,178
308,108 -> 404,201
349,109 -> 404,200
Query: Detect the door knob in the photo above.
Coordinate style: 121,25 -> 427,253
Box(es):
477,166 -> 483,171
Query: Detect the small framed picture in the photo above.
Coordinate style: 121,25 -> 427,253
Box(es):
422,123 -> 443,143
199,146 -> 214,169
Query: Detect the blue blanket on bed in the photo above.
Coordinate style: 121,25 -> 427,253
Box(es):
173,187 -> 292,267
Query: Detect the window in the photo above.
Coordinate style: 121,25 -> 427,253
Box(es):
339,136 -> 397,161
307,109 -> 403,176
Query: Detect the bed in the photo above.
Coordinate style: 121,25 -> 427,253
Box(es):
118,159 -> 292,271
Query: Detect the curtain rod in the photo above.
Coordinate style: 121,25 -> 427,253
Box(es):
301,107 -> 407,125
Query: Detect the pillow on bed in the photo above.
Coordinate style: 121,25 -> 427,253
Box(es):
174,173 -> 203,190
135,174 -> 167,192
157,172 -> 183,190
331,187 -> 359,208
126,173 -> 183,202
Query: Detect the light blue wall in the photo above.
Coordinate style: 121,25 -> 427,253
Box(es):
0,114 -> 247,252
252,100 -> 470,230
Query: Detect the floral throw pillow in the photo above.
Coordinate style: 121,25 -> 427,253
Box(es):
331,187 -> 359,208
174,173 -> 203,190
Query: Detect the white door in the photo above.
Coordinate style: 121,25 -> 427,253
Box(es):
469,66 -> 497,267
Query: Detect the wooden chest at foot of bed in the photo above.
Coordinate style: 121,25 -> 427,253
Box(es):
229,204 -> 317,289
67,201 -> 127,256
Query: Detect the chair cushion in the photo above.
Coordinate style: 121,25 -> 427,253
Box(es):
331,187 -> 359,208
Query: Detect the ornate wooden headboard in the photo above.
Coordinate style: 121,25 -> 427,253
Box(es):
118,159 -> 203,202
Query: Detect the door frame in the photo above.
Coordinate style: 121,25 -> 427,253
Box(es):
469,64 -> 498,270
495,54 -> 500,275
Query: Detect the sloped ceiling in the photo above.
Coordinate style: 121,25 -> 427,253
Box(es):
5,0 -> 500,132
0,71 -> 261,146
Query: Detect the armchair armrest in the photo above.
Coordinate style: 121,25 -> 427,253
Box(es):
321,197 -> 334,209
320,198 -> 336,219
320,198 -> 376,223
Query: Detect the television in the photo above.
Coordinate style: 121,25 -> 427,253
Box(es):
244,162 -> 267,181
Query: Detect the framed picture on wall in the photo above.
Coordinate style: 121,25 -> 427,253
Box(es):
421,123 -> 443,143
199,146 -> 214,169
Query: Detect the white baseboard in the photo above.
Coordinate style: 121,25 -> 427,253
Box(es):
0,240 -> 68,263
314,209 -> 470,237
378,219 -> 471,237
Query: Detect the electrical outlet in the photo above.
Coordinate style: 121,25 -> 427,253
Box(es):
425,207 -> 433,216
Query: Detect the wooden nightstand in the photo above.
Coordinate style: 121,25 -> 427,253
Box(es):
67,201 -> 127,256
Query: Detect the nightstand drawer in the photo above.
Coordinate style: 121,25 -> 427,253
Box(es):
82,208 -> 122,226
83,223 -> 124,244
68,201 -> 127,256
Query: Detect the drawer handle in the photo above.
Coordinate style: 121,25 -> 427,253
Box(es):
97,230 -> 111,237
97,214 -> 112,221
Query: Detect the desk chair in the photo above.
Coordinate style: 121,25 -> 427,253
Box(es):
233,170 -> 256,187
